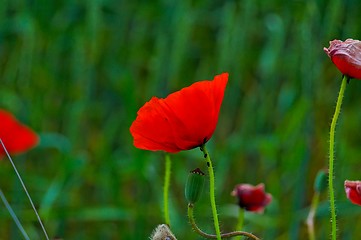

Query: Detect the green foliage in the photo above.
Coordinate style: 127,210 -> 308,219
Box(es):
1,0 -> 361,239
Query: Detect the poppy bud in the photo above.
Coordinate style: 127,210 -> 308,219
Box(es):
231,183 -> 272,213
324,39 -> 361,79
314,170 -> 328,193
344,180 -> 361,206
185,168 -> 205,204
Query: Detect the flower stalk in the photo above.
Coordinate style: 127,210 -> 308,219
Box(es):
306,192 -> 320,240
200,144 -> 221,240
328,75 -> 348,240
306,169 -> 327,240
235,208 -> 244,240
163,154 -> 171,226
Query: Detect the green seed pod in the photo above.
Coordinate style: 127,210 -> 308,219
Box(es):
185,168 -> 205,204
314,169 -> 328,193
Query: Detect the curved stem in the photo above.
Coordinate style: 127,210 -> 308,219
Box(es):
200,145 -> 221,240
306,192 -> 320,240
187,204 -> 260,240
329,75 -> 348,240
164,154 -> 171,226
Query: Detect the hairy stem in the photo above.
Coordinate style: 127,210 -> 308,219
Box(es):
329,75 -> 348,240
187,203 -> 260,240
164,154 -> 171,226
200,144 -> 221,240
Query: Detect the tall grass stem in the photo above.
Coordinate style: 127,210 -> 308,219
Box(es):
0,139 -> 50,240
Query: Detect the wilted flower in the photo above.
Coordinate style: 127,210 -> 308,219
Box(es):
324,39 -> 361,79
231,183 -> 272,213
130,73 -> 228,153
0,110 -> 39,158
344,180 -> 361,206
150,224 -> 177,240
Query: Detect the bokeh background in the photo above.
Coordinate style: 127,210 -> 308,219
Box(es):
1,0 -> 361,239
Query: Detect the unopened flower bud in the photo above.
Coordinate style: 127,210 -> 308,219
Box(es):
185,168 -> 205,204
344,180 -> 361,206
314,169 -> 328,193
231,183 -> 272,213
324,39 -> 361,79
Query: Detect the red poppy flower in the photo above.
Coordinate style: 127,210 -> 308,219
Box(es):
130,73 -> 228,153
231,183 -> 272,213
0,109 -> 39,158
324,39 -> 361,79
344,180 -> 361,206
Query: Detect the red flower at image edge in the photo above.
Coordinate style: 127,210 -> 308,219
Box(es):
0,110 -> 39,158
130,73 -> 228,153
344,180 -> 361,206
324,39 -> 361,79
231,183 -> 272,213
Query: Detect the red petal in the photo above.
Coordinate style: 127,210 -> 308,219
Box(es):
324,39 -> 361,79
130,98 -> 181,152
232,183 -> 272,213
159,73 -> 228,149
345,180 -> 361,206
0,110 -> 39,158
130,73 -> 228,152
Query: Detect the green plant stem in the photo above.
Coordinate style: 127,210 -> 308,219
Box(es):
329,75 -> 348,240
187,203 -> 260,240
235,208 -> 245,240
306,192 -> 320,240
164,154 -> 171,226
200,144 -> 221,240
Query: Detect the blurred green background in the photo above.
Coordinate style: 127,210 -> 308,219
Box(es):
1,0 -> 361,239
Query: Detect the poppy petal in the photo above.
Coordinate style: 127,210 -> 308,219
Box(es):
130,98 -> 180,152
130,73 -> 228,153
231,183 -> 272,213
324,39 -> 361,79
345,180 -> 361,206
0,110 -> 39,158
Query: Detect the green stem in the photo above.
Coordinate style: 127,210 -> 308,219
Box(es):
200,144 -> 221,240
235,208 -> 244,240
329,75 -> 348,240
164,154 -> 171,226
306,192 -> 320,240
187,204 -> 260,240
